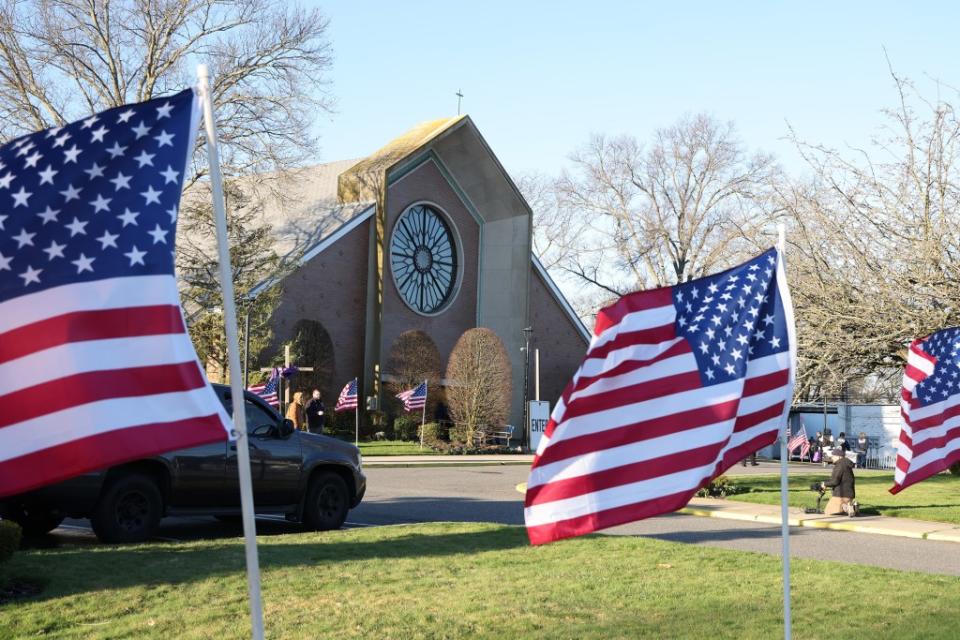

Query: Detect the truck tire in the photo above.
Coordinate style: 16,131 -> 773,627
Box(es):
303,472 -> 349,531
90,473 -> 163,543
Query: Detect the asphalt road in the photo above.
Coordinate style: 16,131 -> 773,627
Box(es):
48,465 -> 960,577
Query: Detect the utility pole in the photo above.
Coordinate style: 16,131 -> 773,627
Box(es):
522,326 -> 533,451
456,89 -> 464,115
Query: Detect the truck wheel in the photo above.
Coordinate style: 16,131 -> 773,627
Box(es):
3,506 -> 64,537
90,473 -> 163,543
303,472 -> 349,531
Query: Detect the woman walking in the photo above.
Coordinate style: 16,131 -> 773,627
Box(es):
286,391 -> 308,432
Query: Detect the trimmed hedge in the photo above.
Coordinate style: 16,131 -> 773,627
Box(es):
0,519 -> 22,565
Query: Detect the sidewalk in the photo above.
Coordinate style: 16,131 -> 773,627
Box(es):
511,482 -> 960,544
680,497 -> 960,543
363,454 -> 534,466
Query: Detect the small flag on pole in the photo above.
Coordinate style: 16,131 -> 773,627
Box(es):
524,247 -> 796,545
0,88 -> 232,499
397,381 -> 427,411
787,423 -> 808,459
335,378 -> 359,412
248,368 -> 280,407
891,327 -> 960,494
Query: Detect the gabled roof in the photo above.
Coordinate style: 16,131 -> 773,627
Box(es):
338,116 -> 465,202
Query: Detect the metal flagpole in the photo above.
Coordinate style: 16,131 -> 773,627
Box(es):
778,223 -> 792,640
355,379 -> 359,446
197,64 -> 265,640
420,379 -> 427,449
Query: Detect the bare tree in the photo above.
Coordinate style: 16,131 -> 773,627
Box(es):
782,67 -> 960,400
0,0 -> 333,179
550,114 -> 781,300
444,328 -> 512,445
179,182 -> 281,382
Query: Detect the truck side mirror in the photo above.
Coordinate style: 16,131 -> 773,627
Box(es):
279,419 -> 295,437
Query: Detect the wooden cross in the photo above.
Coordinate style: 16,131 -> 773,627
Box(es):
259,343 -> 314,412
456,89 -> 464,115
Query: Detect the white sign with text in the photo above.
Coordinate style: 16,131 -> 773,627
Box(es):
528,400 -> 551,452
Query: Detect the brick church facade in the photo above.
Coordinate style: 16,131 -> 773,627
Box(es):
247,116 -> 589,429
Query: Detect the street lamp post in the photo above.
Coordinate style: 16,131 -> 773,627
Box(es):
522,326 -> 533,451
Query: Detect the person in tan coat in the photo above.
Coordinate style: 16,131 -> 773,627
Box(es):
286,391 -> 307,431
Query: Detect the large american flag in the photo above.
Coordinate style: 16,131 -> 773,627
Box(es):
397,381 -> 427,411
892,327 -> 960,494
335,378 -> 358,412
248,367 -> 280,408
525,248 -> 796,544
0,89 -> 232,499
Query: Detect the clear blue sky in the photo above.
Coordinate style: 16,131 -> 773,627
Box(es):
310,1 -> 959,177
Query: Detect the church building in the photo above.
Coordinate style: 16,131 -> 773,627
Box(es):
247,116 -> 589,429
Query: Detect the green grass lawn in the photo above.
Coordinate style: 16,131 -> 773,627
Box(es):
355,439 -> 439,456
725,471 -> 960,525
2,522 -> 959,639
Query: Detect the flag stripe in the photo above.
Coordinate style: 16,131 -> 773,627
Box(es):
584,324 -> 677,361
573,339 -> 690,390
0,333 -> 201,397
589,306 -> 677,352
0,414 -> 227,497
562,371 -> 703,420
0,305 -> 185,365
0,275 -> 181,334
0,361 -> 207,430
593,287 -> 675,336
530,400 -> 741,474
0,387 -> 230,463
528,443 -> 721,505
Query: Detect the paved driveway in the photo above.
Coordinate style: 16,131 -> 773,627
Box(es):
49,465 -> 960,576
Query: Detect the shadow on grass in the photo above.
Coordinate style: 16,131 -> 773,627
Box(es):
6,523 -> 528,607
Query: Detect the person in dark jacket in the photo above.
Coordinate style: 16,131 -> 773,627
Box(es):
305,389 -> 325,434
821,448 -> 857,516
836,432 -> 850,452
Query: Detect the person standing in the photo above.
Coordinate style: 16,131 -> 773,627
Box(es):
855,432 -> 868,469
286,391 -> 307,432
818,430 -> 833,467
836,432 -> 850,453
305,389 -> 325,434
810,431 -> 822,463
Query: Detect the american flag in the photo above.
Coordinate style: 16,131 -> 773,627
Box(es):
335,378 -> 358,412
248,367 -> 280,408
525,248 -> 796,544
787,422 -> 808,459
0,89 -> 232,499
397,381 -> 427,411
892,327 -> 960,494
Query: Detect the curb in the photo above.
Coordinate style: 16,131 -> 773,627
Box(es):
514,483 -> 960,544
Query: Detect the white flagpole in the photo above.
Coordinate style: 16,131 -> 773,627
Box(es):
420,380 -> 427,449
197,64 -> 265,640
777,223 -> 792,640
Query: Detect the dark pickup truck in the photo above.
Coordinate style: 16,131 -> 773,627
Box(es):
0,384 -> 366,543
